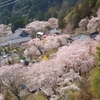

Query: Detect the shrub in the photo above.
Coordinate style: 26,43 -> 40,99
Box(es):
91,46 -> 100,99
19,54 -> 25,60
91,67 -> 100,99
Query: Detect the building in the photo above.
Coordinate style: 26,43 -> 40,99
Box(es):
69,33 -> 90,41
49,28 -> 60,35
0,29 -> 32,46
89,31 -> 99,39
68,32 -> 99,43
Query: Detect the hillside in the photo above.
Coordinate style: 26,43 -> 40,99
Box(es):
0,0 -> 84,31
0,0 -> 100,100
64,0 -> 100,31
0,20 -> 100,99
0,0 -> 99,33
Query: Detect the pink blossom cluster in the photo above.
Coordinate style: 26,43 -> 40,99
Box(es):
0,38 -> 98,97
24,34 -> 70,56
0,24 -> 12,35
54,40 -> 96,73
48,17 -> 58,28
44,34 -> 70,50
0,64 -> 22,76
87,16 -> 100,33
97,9 -> 100,18
0,37 -> 98,78
79,17 -> 89,28
2,41 -> 97,75
25,18 -> 58,33
95,35 -> 100,42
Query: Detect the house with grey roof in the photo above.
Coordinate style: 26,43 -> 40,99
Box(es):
68,33 -> 90,43
69,33 -> 90,41
0,29 -> 32,46
89,31 -> 99,39
68,32 -> 99,43
49,28 -> 60,35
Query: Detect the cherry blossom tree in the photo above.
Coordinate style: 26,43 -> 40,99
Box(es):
97,9 -> 100,18
0,64 -> 24,100
25,18 -> 58,33
48,18 -> 58,28
24,34 -> 70,56
79,17 -> 89,28
54,40 -> 96,74
42,34 -> 70,51
87,16 -> 100,33
0,24 -> 12,36
95,35 -> 100,42
26,20 -> 51,32
24,46 -> 41,58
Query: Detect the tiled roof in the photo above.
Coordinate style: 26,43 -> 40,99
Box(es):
0,37 -> 32,46
50,28 -> 60,34
0,29 -> 32,46
89,31 -> 99,39
70,33 -> 90,41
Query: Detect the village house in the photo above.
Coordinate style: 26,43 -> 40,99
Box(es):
0,28 -> 32,46
71,33 -> 90,41
49,28 -> 60,35
68,31 -> 99,43
89,31 -> 99,39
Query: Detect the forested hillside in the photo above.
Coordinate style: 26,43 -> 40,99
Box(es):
0,0 -> 83,25
0,0 -> 99,32
64,0 -> 100,30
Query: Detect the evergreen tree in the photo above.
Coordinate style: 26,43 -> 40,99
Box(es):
12,19 -> 25,32
74,5 -> 80,14
89,0 -> 98,8
80,0 -> 90,18
97,0 -> 100,7
71,5 -> 80,29
58,10 -> 66,29
72,13 -> 80,29
0,0 -> 81,25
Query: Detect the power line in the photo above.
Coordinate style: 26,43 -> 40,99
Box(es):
0,0 -> 12,5
0,0 -> 19,8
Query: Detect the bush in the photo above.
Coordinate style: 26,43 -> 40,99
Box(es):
91,67 -> 100,99
19,54 -> 25,60
44,25 -> 51,31
67,91 -> 76,100
8,60 -> 11,65
74,78 -> 92,100
27,93 -> 47,100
